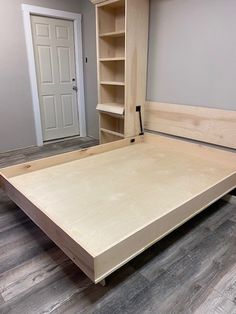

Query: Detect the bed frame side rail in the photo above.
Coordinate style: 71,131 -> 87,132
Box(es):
0,174 -> 97,283
0,136 -> 143,179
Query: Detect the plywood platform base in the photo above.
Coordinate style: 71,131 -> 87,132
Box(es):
0,134 -> 235,283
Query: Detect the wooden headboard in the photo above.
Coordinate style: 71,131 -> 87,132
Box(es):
145,101 -> 236,149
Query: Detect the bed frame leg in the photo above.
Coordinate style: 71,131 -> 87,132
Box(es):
100,279 -> 106,287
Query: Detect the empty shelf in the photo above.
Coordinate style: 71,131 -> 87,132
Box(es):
100,81 -> 125,86
96,103 -> 125,115
100,128 -> 124,138
99,57 -> 125,62
99,30 -> 125,38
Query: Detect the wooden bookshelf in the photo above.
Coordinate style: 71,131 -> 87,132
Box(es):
95,0 -> 149,143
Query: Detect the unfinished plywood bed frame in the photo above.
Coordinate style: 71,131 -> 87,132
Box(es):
0,113 -> 236,283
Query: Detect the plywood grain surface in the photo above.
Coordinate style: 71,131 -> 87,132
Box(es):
8,135 -> 236,258
145,101 -> 236,149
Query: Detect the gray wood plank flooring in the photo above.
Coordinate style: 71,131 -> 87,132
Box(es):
0,137 -> 236,314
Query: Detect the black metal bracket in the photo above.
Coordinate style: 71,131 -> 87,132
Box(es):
136,105 -> 144,135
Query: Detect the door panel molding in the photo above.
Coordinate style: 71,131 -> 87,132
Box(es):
22,4 -> 87,146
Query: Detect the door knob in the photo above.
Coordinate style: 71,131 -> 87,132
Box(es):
73,86 -> 78,92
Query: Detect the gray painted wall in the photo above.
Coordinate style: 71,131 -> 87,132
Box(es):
1,0 -> 235,152
0,0 -> 99,153
147,0 -> 236,110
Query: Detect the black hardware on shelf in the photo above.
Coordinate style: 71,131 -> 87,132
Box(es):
136,105 -> 144,135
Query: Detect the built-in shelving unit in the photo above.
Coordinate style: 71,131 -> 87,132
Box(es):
94,0 -> 149,143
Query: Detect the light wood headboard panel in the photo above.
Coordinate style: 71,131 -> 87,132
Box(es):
145,101 -> 236,149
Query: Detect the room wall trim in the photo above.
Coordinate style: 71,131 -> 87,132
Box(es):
22,4 -> 87,146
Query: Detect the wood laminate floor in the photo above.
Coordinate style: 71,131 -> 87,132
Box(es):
0,137 -> 236,314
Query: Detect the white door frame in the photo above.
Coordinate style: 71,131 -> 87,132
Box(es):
22,4 -> 87,146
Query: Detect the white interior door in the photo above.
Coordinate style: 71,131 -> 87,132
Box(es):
31,15 -> 79,141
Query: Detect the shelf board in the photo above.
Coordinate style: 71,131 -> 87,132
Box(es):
100,81 -> 125,86
89,0 -> 106,4
97,0 -> 125,9
96,103 -> 124,115
99,57 -> 125,62
99,30 -> 125,38
100,128 -> 124,138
